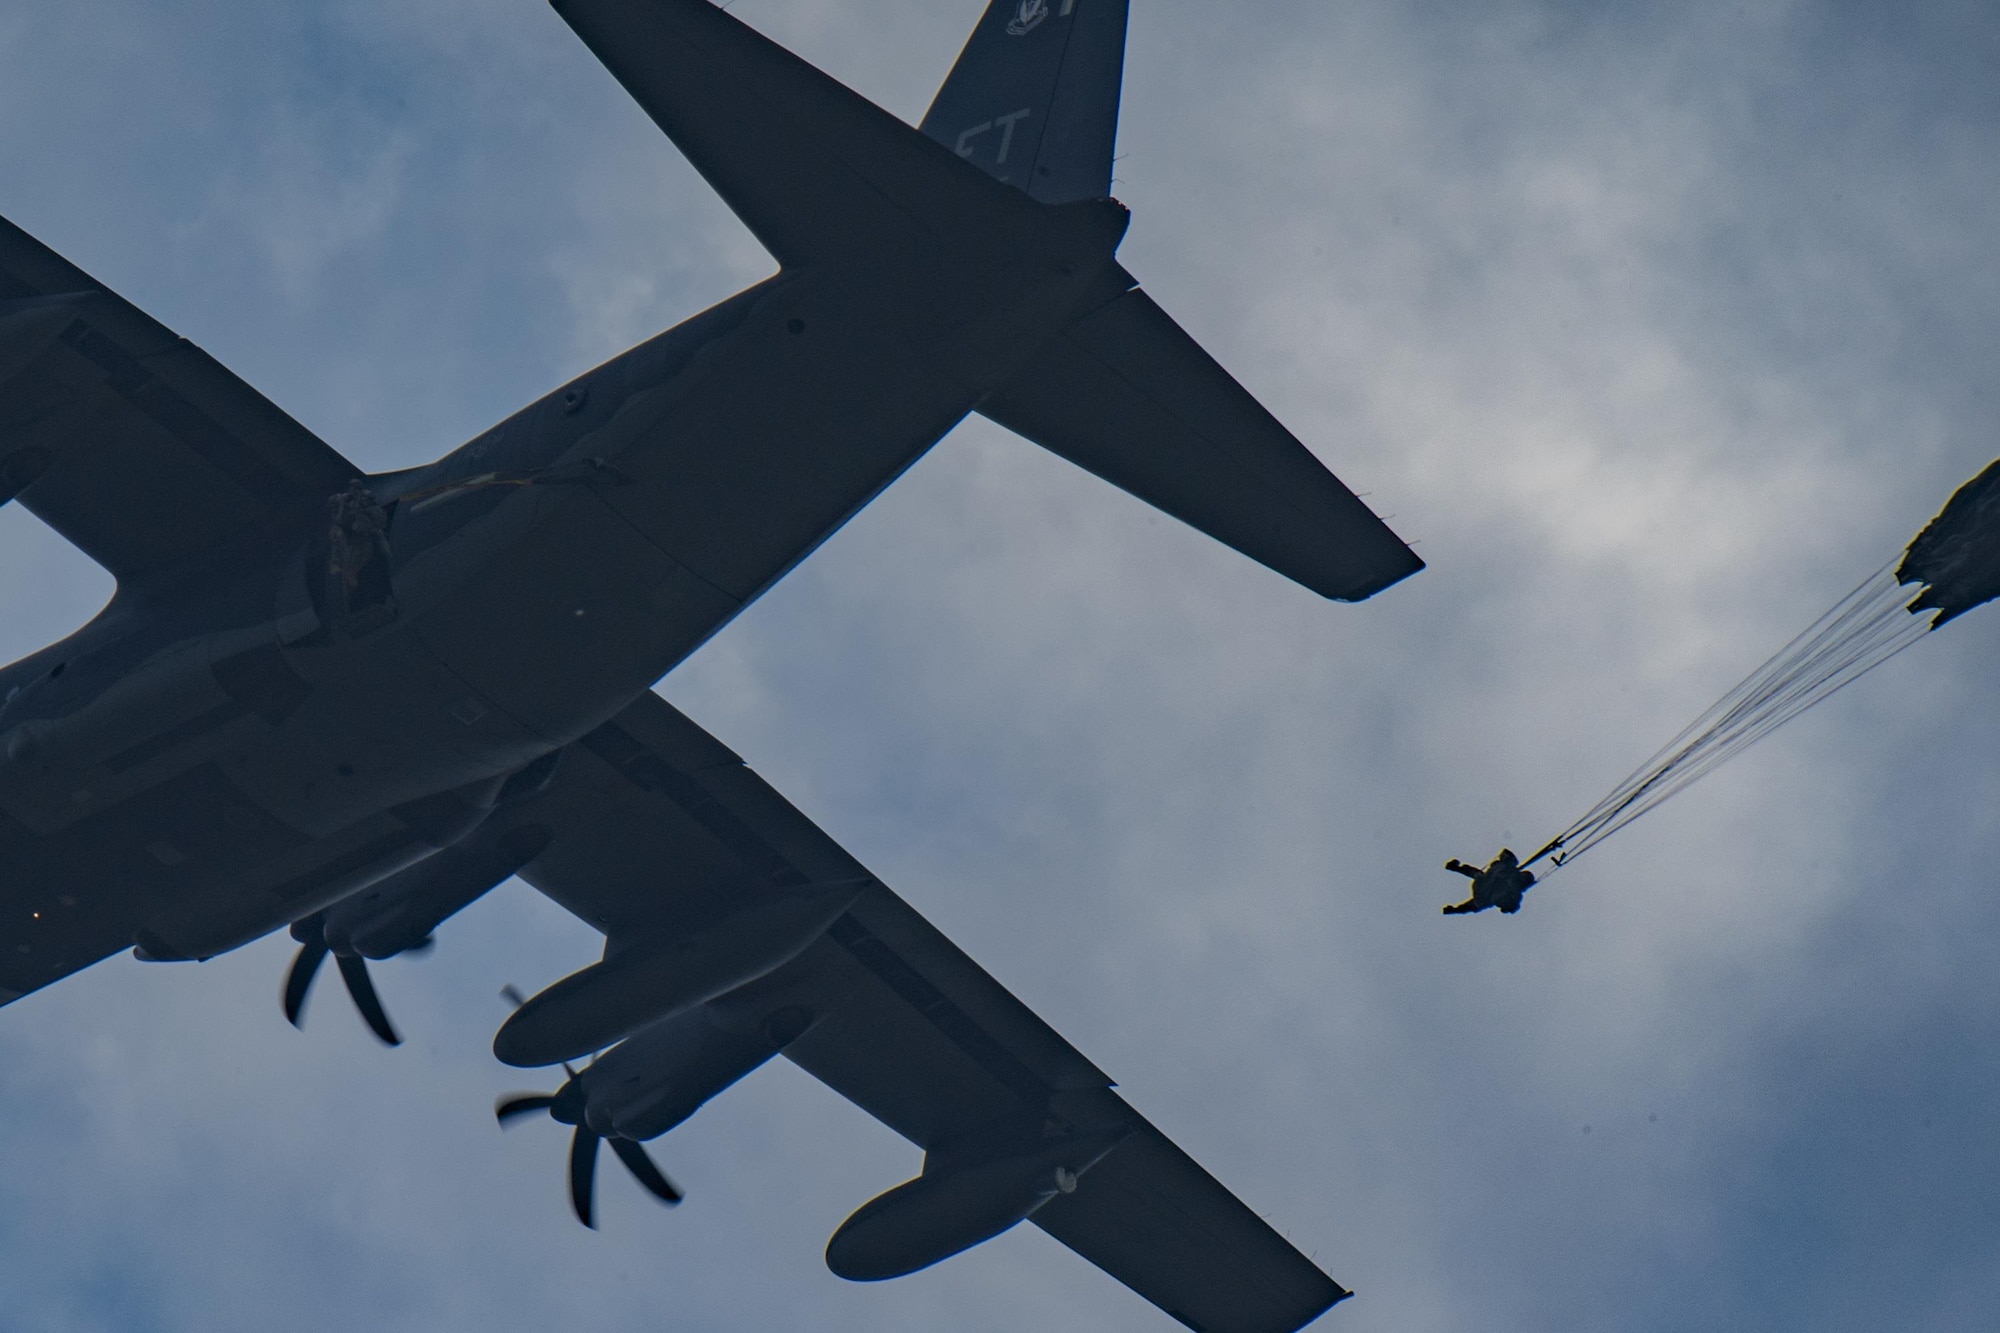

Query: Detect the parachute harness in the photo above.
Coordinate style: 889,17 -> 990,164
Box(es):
1520,559 -> 1939,877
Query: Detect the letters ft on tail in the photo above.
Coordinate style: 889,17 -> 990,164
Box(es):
0,3 -> 1420,1330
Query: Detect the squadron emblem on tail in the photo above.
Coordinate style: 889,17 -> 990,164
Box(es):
1006,0 -> 1051,36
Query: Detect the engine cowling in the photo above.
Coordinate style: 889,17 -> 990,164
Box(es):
323,820 -> 552,959
581,1002 -> 814,1141
825,1124 -> 1130,1282
492,878 -> 862,1068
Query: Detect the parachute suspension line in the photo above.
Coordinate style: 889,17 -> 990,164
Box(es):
1525,559 -> 1937,874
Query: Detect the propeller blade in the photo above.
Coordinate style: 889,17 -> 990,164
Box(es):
335,952 -> 402,1047
610,1137 -> 683,1206
282,935 -> 329,1029
494,1093 -> 557,1126
569,1127 -> 600,1229
500,983 -> 527,1010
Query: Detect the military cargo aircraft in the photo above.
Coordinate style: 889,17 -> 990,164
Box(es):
0,1 -> 1421,1328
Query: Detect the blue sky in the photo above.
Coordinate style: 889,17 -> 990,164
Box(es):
2,1 -> 1999,1329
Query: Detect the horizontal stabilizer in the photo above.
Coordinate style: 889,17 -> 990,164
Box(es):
552,0 -> 1048,269
980,284 -> 1422,601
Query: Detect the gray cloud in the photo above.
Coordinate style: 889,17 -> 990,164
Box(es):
2,0 -> 1999,1328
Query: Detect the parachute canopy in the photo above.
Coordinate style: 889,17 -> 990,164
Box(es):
1507,455 -> 2000,882
1899,459 -> 2000,625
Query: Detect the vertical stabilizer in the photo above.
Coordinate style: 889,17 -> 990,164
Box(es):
921,0 -> 1129,204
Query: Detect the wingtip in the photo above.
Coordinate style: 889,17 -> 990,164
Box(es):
1330,552 -> 1426,602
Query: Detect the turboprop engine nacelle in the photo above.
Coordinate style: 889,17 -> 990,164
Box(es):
492,878 -> 864,1068
825,1123 -> 1131,1283
323,820 -> 553,959
581,1001 -> 815,1141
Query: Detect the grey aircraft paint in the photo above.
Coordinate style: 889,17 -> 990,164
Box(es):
0,3 -> 1421,1329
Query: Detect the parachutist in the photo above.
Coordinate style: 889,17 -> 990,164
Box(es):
1442,848 -> 1535,916
327,479 -> 394,614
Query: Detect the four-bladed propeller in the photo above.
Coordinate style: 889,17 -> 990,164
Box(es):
283,913 -> 402,1046
284,956 -> 684,1230
496,1070 -> 683,1227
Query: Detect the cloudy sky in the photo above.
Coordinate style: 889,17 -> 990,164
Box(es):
3,1 -> 1999,1328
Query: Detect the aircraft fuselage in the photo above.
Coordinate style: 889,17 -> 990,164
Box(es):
0,199 -> 1131,999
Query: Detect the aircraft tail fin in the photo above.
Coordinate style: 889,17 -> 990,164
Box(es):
920,0 -> 1129,204
980,284 -> 1424,602
553,0 -> 1420,603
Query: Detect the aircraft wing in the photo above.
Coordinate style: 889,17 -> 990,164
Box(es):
0,214 -> 359,584
503,689 -> 1350,1333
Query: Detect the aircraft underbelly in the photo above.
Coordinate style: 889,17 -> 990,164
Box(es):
246,621 -> 544,837
0,761 -> 292,988
0,211 -> 1128,1004
403,486 -> 729,744
0,796 -> 443,996
587,271 -> 984,605
0,606 -> 561,991
394,267 -> 1072,743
